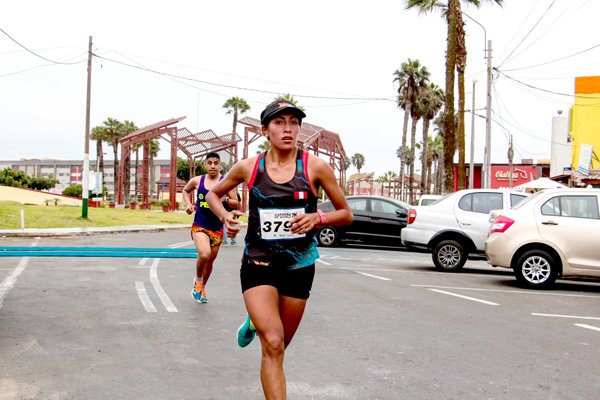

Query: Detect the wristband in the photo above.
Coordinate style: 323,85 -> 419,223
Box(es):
317,209 -> 327,226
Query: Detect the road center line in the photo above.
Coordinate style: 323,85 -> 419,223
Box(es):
355,271 -> 391,281
428,288 -> 499,306
531,313 -> 600,321
574,324 -> 600,332
135,281 -> 157,312
150,258 -> 178,313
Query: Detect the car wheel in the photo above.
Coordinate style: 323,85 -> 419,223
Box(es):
432,239 -> 467,271
514,249 -> 558,289
317,226 -> 338,247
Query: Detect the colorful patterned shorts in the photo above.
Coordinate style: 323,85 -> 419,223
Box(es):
191,225 -> 224,247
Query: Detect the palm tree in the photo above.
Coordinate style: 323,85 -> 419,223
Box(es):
393,58 -> 429,203
256,140 -> 271,154
148,137 -> 160,200
277,93 -> 305,111
91,126 -> 106,176
120,120 -> 138,203
405,0 -> 503,192
395,146 -> 411,201
384,171 -> 397,197
102,118 -> 124,196
376,175 -> 387,196
351,153 -> 365,174
223,97 -> 251,134
416,83 -> 444,195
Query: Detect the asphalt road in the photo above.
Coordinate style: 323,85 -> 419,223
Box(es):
1,230 -> 599,400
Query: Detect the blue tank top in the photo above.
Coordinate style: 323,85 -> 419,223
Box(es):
193,175 -> 223,231
243,149 -> 319,269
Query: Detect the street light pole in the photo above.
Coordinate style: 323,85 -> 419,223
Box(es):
470,79 -> 477,189
484,39 -> 493,189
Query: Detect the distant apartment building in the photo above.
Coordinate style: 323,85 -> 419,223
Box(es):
0,158 -> 173,197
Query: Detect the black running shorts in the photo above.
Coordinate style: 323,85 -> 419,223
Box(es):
240,263 -> 316,300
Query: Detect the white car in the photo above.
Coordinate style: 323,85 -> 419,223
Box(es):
401,189 -> 529,271
486,188 -> 600,288
417,194 -> 442,206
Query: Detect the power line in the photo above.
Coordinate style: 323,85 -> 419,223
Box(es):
502,42 -> 600,72
0,27 -> 83,65
91,52 -> 394,103
497,0 -> 558,68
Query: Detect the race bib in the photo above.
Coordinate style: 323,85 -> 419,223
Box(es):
259,207 -> 305,240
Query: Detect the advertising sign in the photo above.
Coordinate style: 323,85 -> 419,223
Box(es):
490,165 -> 538,189
577,143 -> 593,175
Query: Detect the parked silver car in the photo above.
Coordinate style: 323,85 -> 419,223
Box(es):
401,189 -> 529,271
486,188 -> 600,288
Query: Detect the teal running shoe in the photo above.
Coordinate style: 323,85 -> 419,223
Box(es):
237,315 -> 256,347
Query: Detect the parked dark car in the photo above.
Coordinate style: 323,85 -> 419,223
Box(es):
316,195 -> 410,247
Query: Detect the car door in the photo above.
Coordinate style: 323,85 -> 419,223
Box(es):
368,198 -> 408,241
537,194 -> 600,270
343,197 -> 370,240
455,191 -> 504,251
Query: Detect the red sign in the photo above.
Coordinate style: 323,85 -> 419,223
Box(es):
490,165 -> 538,189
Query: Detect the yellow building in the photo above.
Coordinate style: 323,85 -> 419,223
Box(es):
571,76 -> 600,173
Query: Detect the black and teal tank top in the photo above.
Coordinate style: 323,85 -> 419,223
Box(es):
193,175 -> 223,231
243,149 -> 319,269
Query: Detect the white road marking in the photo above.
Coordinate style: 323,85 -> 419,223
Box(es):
0,239 -> 38,310
149,259 -> 178,313
135,281 -> 157,312
355,271 -> 391,281
169,241 -> 193,248
0,258 -> 29,310
428,288 -> 499,306
531,313 -> 600,321
574,324 -> 600,333
411,284 -> 599,299
316,259 -> 331,266
138,258 -> 149,266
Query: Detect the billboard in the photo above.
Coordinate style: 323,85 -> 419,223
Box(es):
490,165 -> 538,189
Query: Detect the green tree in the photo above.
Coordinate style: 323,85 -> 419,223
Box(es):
405,0 -> 503,192
256,140 -> 271,154
223,97 -> 251,134
62,184 -> 84,197
90,126 -> 106,176
276,93 -> 304,111
351,153 -> 365,174
415,83 -> 444,195
121,120 -> 138,203
102,118 -> 124,187
394,58 -> 430,202
0,167 -> 57,190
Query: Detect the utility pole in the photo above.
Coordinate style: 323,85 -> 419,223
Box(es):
508,134 -> 514,189
484,40 -> 493,189
470,79 -> 477,189
82,36 -> 93,218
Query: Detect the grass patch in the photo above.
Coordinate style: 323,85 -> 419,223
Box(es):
0,201 -> 192,229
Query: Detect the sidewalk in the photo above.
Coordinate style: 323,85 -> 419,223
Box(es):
0,224 -> 190,237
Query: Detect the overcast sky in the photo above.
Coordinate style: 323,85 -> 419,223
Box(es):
1,0 -> 598,178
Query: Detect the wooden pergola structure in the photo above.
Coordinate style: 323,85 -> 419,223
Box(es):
117,117 -> 241,210
116,115 -> 347,212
